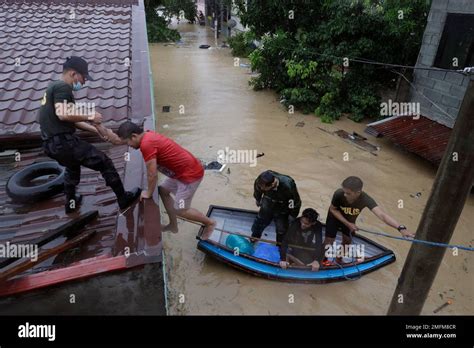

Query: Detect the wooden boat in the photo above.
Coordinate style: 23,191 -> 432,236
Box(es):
197,205 -> 396,283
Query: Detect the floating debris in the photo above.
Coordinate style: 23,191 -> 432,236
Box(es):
162,106 -> 170,112
295,121 -> 305,128
204,161 -> 226,172
199,44 -> 211,49
334,129 -> 380,155
410,192 -> 422,198
433,299 -> 453,313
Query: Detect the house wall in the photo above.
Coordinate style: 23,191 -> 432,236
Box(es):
411,0 -> 474,128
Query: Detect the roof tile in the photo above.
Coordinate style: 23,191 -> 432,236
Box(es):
366,116 -> 451,164
0,0 -> 135,137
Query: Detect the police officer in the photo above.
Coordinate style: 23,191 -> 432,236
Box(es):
38,56 -> 141,214
251,170 -> 301,244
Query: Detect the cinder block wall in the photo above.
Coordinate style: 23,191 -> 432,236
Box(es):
411,0 -> 474,128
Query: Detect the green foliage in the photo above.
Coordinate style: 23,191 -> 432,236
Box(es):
146,14 -> 181,42
144,0 -> 181,42
248,30 -> 296,91
162,0 -> 197,23
228,31 -> 256,57
236,0 -> 430,122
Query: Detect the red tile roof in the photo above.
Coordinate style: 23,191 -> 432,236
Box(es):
0,0 -> 160,295
365,115 -> 452,165
0,0 -> 140,137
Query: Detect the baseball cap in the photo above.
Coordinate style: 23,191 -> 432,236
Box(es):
63,56 -> 93,81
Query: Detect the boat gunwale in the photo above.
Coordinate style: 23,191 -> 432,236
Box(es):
197,205 -> 396,272
197,241 -> 396,283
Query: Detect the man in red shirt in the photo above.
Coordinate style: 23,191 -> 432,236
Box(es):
110,121 -> 216,239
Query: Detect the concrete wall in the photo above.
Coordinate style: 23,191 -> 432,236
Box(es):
0,263 -> 166,315
411,0 -> 474,128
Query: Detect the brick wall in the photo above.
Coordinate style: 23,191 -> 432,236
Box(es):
411,0 -> 474,128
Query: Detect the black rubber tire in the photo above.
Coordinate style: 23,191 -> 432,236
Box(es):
6,161 -> 65,203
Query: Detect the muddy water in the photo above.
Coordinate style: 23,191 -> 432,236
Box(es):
149,23 -> 473,315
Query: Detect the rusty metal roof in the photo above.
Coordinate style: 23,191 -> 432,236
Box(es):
0,0 -> 159,295
0,0 -> 141,137
365,115 -> 452,165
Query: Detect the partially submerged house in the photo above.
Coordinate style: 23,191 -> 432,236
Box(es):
366,0 -> 473,165
0,0 -> 164,313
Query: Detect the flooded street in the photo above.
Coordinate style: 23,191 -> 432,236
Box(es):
149,23 -> 473,315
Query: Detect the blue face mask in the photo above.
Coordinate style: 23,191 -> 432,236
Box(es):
72,81 -> 82,91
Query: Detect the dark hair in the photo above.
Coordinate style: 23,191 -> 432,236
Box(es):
257,170 -> 275,187
117,121 -> 143,139
301,208 -> 318,223
342,176 -> 363,192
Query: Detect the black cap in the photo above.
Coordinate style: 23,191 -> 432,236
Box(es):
258,170 -> 275,185
63,56 -> 93,81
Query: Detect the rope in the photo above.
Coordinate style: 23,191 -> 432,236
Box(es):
390,69 -> 455,120
357,228 -> 474,251
333,258 -> 362,281
164,212 -> 474,251
271,46 -> 472,75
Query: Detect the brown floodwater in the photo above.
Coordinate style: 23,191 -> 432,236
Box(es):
149,22 -> 473,315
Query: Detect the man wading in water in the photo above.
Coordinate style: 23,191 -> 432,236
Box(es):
99,121 -> 216,239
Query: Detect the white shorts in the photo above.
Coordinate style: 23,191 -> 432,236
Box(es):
160,177 -> 202,210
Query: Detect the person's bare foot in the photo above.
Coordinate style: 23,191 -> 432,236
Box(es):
161,224 -> 179,233
200,220 -> 216,240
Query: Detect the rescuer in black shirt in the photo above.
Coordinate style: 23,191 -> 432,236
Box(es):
251,170 -> 301,244
38,56 -> 140,214
323,176 -> 414,264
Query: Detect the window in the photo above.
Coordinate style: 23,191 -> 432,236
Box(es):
434,13 -> 474,69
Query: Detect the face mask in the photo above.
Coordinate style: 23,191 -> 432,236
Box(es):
72,81 -> 82,91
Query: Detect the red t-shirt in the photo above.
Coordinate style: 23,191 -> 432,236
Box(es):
140,131 -> 204,183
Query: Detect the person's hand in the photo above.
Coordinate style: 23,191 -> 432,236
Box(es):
140,190 -> 152,202
307,261 -> 320,272
256,199 -> 261,207
400,228 -> 415,238
347,223 -> 358,234
279,261 -> 289,269
89,112 -> 103,124
95,125 -> 109,141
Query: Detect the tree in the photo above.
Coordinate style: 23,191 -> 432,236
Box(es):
235,0 -> 430,122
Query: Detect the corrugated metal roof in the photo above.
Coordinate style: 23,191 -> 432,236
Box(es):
365,115 -> 452,165
0,0 -> 139,137
0,0 -> 160,294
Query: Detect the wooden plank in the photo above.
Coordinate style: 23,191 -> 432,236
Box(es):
0,229 -> 96,283
0,255 -> 128,297
0,210 -> 98,269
